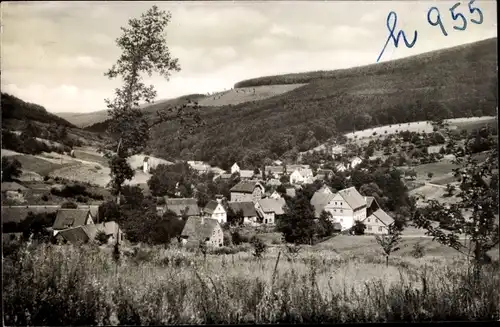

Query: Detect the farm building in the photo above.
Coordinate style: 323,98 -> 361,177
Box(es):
180,216 -> 223,247
310,187 -> 367,230
265,166 -> 284,178
227,201 -> 259,225
230,181 -> 265,203
239,170 -> 255,180
362,209 -> 395,235
55,221 -> 124,245
52,209 -> 95,235
290,168 -> 313,184
163,198 -> 200,218
202,198 -> 227,224
255,198 -> 286,225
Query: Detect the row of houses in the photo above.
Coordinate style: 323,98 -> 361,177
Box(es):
310,185 -> 395,234
157,180 -> 286,226
2,204 -> 123,245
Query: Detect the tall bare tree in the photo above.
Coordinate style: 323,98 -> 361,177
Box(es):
104,5 -> 203,203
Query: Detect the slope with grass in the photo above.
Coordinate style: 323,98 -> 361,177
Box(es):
148,38 -> 497,168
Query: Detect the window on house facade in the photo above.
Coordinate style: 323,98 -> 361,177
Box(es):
340,209 -> 343,213
367,219 -> 370,222
367,226 -> 372,230
378,226 -> 383,232
340,218 -> 343,222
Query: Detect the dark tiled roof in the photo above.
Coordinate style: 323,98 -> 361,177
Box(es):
265,166 -> 284,174
228,201 -> 257,217
203,200 -> 220,215
367,209 -> 394,226
230,181 -> 263,193
338,187 -> 366,210
181,217 -> 219,242
239,170 -> 255,178
311,192 -> 335,217
57,221 -> 121,244
164,198 -> 200,216
2,205 -> 60,224
57,226 -> 90,244
258,198 -> 286,215
53,209 -> 92,230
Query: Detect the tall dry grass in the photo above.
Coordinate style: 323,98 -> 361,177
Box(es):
3,241 -> 499,325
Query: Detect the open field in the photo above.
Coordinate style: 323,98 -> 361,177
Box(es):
409,184 -> 461,207
311,116 -> 498,150
197,84 -> 307,107
3,240 -> 499,324
72,148 -> 109,166
448,116 -> 498,133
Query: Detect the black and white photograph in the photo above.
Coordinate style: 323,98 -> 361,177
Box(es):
1,0 -> 498,324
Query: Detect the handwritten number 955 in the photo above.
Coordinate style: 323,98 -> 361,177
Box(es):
427,0 -> 483,37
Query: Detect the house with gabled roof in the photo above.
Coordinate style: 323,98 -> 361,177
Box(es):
350,156 -> 363,169
227,201 -> 259,225
202,198 -> 226,224
180,216 -> 223,247
311,191 -> 336,218
231,162 -> 240,174
336,162 -> 348,172
55,221 -> 124,245
364,196 -> 380,217
269,190 -> 283,200
290,168 -> 314,185
315,169 -> 334,180
52,209 -> 95,235
265,166 -> 284,178
163,198 -> 200,219
362,209 -> 394,234
255,198 -> 286,225
239,170 -> 255,180
322,187 -> 367,230
230,181 -> 265,203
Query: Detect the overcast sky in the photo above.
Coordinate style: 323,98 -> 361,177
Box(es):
1,1 -> 497,113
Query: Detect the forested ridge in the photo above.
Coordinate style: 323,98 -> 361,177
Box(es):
147,38 -> 497,170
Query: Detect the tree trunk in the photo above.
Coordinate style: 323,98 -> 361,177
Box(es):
386,255 -> 389,267
115,138 -> 123,205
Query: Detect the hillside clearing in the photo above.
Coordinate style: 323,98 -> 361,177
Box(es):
197,84 -> 307,107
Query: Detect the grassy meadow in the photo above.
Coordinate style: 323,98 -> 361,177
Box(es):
3,235 -> 500,325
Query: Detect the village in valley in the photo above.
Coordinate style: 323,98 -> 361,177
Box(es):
1,1 -> 499,325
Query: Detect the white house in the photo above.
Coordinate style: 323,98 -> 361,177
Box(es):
350,156 -> 363,169
255,198 -> 286,225
289,168 -> 314,184
231,163 -> 240,174
335,163 -> 347,172
202,198 -> 227,224
322,187 -> 367,230
143,157 -> 150,173
269,190 -> 283,200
